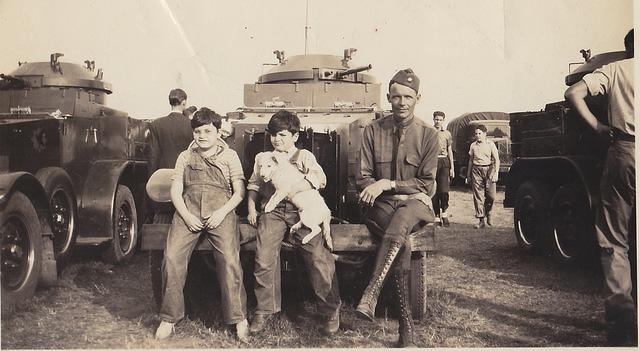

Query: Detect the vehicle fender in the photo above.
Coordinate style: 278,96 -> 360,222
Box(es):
505,156 -> 599,209
0,172 -> 57,286
76,160 -> 145,239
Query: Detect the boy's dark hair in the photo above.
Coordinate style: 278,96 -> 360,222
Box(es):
266,110 -> 300,135
624,29 -> 634,57
191,107 -> 222,130
168,88 -> 187,106
474,124 -> 487,133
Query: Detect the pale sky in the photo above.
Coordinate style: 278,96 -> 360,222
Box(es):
0,0 -> 633,121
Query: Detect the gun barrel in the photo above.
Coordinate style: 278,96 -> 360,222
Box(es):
336,64 -> 372,78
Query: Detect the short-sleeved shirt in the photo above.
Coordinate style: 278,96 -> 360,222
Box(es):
469,139 -> 498,166
173,139 -> 244,188
436,128 -> 452,157
247,146 -> 326,193
582,58 -> 634,136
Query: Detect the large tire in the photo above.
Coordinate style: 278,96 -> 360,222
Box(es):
513,181 -> 552,253
550,183 -> 592,264
102,185 -> 138,264
410,251 -> 428,320
1,192 -> 43,317
35,167 -> 77,268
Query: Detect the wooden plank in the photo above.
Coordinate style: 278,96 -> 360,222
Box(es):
140,222 -> 436,253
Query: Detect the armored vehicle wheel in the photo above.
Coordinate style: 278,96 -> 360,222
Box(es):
103,185 -> 138,264
410,251 -> 428,320
514,181 -> 551,253
1,192 -> 43,317
35,168 -> 77,268
550,183 -> 592,263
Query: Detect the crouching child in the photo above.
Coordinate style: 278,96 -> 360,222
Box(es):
155,108 -> 249,342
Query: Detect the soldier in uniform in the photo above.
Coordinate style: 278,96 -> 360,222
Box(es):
431,110 -> 455,227
356,69 -> 438,347
565,29 -> 635,346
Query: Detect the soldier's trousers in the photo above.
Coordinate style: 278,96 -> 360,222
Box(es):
471,165 -> 496,218
595,140 -> 636,325
254,201 -> 341,318
159,219 -> 247,325
364,198 -> 435,271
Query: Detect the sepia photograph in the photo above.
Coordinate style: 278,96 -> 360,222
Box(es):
0,0 -> 636,348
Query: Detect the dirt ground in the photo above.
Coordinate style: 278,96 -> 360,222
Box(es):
1,188 -> 611,349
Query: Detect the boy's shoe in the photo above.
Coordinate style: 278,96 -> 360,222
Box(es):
486,214 -> 493,226
236,319 -> 249,343
155,321 -> 175,340
474,218 -> 486,229
250,313 -> 275,333
441,212 -> 450,227
434,216 -> 442,226
321,309 -> 340,336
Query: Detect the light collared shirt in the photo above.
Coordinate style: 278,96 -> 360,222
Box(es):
247,146 -> 326,193
582,58 -> 634,136
173,139 -> 244,187
436,128 -> 452,157
469,139 -> 498,166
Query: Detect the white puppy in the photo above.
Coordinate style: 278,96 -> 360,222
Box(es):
258,152 -> 332,249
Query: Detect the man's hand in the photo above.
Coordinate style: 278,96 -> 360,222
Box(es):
595,122 -> 613,144
247,209 -> 258,227
490,172 -> 499,183
204,209 -> 227,230
359,179 -> 391,206
449,168 -> 455,178
183,213 -> 204,232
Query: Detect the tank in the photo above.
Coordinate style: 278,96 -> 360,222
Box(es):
505,49 -> 629,265
0,53 -> 149,316
140,49 -> 434,320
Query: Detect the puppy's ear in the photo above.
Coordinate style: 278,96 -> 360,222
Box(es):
270,155 -> 279,164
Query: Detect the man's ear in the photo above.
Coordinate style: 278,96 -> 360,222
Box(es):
386,93 -> 391,103
416,93 -> 421,103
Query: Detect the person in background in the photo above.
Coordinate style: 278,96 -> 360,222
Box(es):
431,110 -> 455,227
465,124 -> 499,229
246,110 -> 341,337
155,108 -> 249,342
356,69 -> 438,347
565,28 -> 635,346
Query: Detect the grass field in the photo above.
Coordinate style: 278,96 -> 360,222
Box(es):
1,188 -> 610,348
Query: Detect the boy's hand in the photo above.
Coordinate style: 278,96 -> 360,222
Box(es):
205,209 -> 227,229
247,209 -> 258,227
449,168 -> 455,178
490,172 -> 499,183
183,213 -> 204,232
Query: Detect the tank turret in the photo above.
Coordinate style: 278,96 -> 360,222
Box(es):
0,53 -> 114,116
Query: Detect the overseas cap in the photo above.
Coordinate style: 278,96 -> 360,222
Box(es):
433,111 -> 445,118
168,88 -> 187,101
389,68 -> 420,93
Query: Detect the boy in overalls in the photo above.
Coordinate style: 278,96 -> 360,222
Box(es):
246,110 -> 341,336
155,108 -> 249,342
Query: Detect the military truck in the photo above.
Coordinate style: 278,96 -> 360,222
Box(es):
0,54 -> 149,315
140,49 -> 435,319
504,49 -> 628,264
446,112 -> 512,184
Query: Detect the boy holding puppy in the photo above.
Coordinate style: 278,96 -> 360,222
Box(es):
246,110 -> 341,336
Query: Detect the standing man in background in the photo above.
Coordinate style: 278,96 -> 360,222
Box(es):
565,29 -> 635,346
431,111 -> 455,227
148,88 -> 193,177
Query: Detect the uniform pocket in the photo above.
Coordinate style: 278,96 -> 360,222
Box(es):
405,153 -> 420,167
